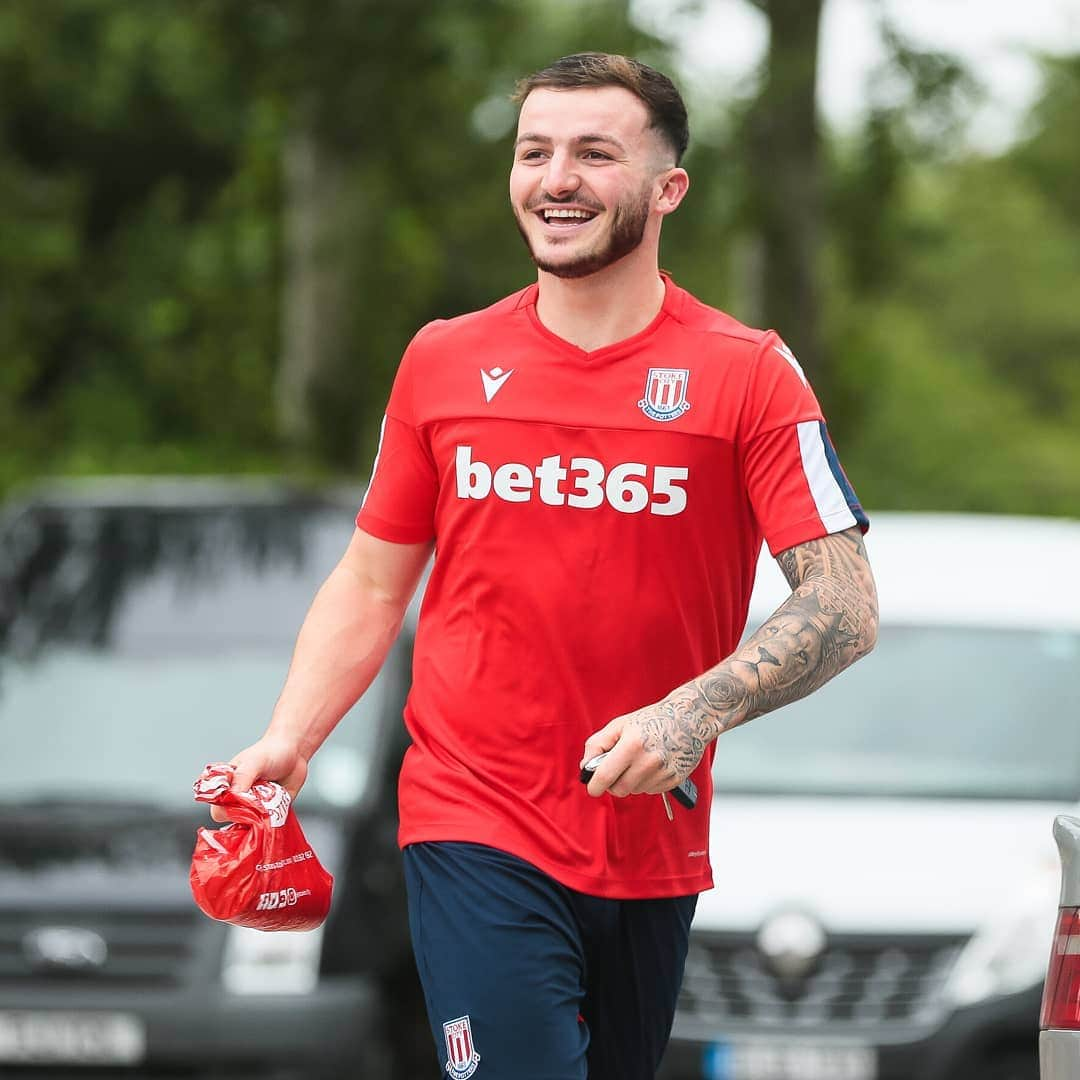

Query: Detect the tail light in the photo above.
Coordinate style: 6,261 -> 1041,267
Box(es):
1041,907 -> 1080,1029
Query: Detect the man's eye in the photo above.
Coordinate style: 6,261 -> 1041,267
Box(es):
583,151 -> 611,161
520,150 -> 546,161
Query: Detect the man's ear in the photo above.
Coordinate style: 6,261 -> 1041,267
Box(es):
655,168 -> 690,216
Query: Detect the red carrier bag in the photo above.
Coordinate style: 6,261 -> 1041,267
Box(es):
189,763 -> 333,931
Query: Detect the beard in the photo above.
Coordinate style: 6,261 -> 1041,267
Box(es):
513,186 -> 652,279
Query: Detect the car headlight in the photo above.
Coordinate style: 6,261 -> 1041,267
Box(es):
944,864 -> 1059,1007
222,924 -> 324,995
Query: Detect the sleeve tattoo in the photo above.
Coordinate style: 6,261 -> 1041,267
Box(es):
638,527 -> 879,778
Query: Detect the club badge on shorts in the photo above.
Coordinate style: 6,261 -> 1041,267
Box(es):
638,367 -> 691,422
443,1014 -> 481,1079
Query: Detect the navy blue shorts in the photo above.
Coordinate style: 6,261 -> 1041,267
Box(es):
402,841 -> 698,1080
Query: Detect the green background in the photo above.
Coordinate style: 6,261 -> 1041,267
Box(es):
2,0 -> 1078,516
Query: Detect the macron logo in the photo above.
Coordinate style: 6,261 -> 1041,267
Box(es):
481,367 -> 514,402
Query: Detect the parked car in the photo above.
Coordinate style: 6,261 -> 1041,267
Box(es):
1039,814 -> 1080,1079
0,477 -> 435,1079
661,512 -> 1080,1080
8,484 -> 1075,1080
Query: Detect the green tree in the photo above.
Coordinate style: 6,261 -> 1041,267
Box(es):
740,0 -> 827,379
827,52 -> 1080,515
3,0 -> 1078,519
0,0 -> 671,488
0,0 -> 281,487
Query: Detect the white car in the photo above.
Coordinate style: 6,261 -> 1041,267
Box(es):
661,511 -> 1080,1080
1039,814 -> 1080,1078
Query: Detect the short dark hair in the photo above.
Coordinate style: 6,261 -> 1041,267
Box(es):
511,52 -> 689,165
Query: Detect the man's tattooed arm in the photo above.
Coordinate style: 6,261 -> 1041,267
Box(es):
628,527 -> 879,788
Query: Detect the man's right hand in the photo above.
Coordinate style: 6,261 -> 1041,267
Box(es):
208,734 -> 309,823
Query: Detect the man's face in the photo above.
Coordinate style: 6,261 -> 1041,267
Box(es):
510,86 -> 670,279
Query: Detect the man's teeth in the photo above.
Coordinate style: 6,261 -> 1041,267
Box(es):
543,209 -> 595,221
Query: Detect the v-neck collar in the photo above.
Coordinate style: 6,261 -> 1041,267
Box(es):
518,272 -> 683,363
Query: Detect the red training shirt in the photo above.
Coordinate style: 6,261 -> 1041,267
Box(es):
356,274 -> 867,899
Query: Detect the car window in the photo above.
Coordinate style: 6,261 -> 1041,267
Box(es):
1,648 -> 391,808
712,625 -> 1080,799
0,502 -> 398,809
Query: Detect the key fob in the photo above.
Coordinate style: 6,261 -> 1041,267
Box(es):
580,753 -> 608,785
670,775 -> 698,810
579,751 -> 697,810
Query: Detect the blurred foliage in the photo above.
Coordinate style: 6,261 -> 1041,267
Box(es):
0,0 -> 1077,516
823,31 -> 1080,515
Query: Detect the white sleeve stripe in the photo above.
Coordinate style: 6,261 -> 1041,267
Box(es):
796,420 -> 857,533
774,343 -> 809,387
359,414 -> 388,511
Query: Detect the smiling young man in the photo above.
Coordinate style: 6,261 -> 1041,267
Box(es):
211,53 -> 878,1080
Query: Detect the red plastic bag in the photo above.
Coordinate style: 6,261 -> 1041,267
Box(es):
189,763 -> 333,931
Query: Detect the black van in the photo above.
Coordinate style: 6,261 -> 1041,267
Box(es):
0,478 -> 435,1078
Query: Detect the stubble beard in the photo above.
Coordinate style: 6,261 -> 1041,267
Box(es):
514,187 -> 652,280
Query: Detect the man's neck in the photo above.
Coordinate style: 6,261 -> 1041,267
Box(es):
534,254 -> 667,353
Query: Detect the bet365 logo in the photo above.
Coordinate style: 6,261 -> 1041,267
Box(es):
455,445 -> 688,515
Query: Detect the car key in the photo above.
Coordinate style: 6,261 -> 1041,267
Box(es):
580,752 -> 697,810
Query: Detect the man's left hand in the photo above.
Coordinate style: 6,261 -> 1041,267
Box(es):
580,692 -> 711,799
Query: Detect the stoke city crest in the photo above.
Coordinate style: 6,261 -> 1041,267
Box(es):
638,367 -> 691,422
443,1014 -> 481,1079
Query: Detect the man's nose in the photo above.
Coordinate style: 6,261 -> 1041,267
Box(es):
542,150 -> 581,197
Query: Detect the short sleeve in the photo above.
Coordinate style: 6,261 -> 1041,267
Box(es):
740,333 -> 869,556
355,338 -> 438,544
